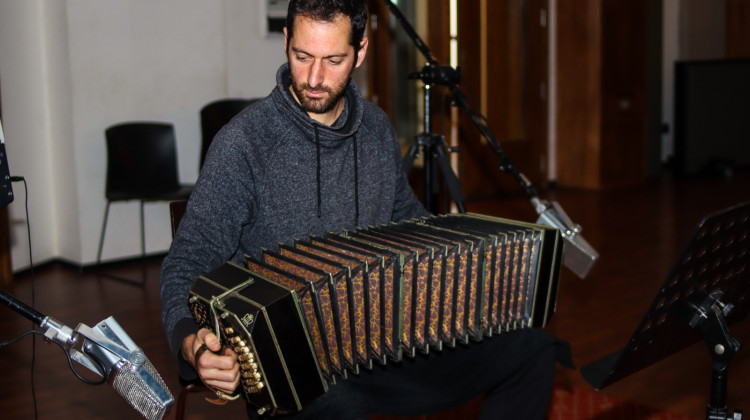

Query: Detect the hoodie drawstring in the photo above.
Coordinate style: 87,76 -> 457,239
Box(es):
315,126 -> 322,218
353,134 -> 360,226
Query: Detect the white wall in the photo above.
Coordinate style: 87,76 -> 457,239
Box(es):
0,0 -> 286,271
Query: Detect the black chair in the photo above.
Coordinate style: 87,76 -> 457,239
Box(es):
199,98 -> 259,169
96,122 -> 194,284
169,199 -> 188,237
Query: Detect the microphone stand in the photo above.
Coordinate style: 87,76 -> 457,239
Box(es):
401,64 -> 466,215
390,1 -> 465,215
382,0 -> 599,278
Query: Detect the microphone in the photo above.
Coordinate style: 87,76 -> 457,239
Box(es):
0,288 -> 174,420
531,197 -> 599,278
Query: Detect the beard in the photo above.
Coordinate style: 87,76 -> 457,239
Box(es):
291,78 -> 348,114
290,64 -> 354,115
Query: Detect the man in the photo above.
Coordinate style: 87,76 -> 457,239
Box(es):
161,1 -> 571,418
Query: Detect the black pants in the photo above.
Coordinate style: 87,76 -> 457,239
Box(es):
248,328 -> 572,420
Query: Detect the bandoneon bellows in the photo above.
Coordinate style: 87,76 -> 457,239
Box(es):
188,213 -> 564,416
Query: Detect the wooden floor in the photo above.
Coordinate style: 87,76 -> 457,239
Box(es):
1,169 -> 749,420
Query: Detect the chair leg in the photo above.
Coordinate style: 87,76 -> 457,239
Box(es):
96,200 -> 146,286
96,201 -> 112,267
140,200 -> 146,260
140,200 -> 147,280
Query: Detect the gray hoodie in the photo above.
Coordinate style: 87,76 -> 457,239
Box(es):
160,63 -> 428,377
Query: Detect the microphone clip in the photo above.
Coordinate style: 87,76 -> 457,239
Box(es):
41,316 -> 141,379
40,316 -> 174,420
532,197 -> 600,278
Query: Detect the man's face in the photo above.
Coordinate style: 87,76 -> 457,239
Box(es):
285,14 -> 368,123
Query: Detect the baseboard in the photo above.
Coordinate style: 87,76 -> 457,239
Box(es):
12,253 -> 168,278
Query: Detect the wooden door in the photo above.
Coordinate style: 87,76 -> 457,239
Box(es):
456,0 -> 550,199
726,0 -> 750,58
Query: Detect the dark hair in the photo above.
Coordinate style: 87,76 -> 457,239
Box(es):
286,0 -> 368,52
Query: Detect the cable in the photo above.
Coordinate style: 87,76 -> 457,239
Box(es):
0,329 -> 108,386
10,176 -> 38,418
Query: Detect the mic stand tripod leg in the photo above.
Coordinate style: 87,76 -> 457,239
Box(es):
404,132 -> 465,214
434,142 -> 466,213
423,135 -> 438,213
402,142 -> 419,174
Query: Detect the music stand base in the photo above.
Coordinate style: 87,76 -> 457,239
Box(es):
707,404 -> 743,420
581,202 -> 750,417
679,290 -> 743,420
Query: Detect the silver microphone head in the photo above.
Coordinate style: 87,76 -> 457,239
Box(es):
532,198 -> 599,278
68,317 -> 174,420
109,353 -> 174,420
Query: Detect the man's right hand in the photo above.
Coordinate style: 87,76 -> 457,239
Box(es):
182,328 -> 240,395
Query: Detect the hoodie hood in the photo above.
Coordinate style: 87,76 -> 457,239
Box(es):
271,62 -> 362,224
272,62 -> 365,147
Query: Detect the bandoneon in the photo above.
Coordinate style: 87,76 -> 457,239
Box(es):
188,213 -> 564,416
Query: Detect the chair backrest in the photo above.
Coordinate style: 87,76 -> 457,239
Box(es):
105,122 -> 181,199
200,98 -> 259,169
169,199 -> 188,237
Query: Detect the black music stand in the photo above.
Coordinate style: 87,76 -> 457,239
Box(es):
581,201 -> 750,420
